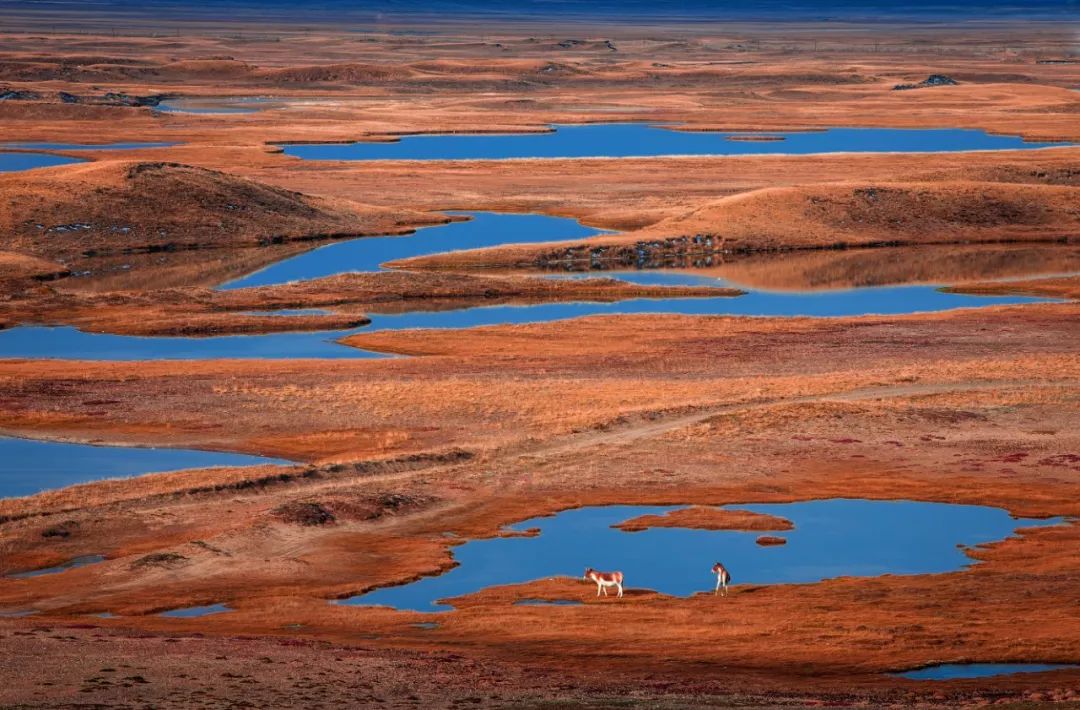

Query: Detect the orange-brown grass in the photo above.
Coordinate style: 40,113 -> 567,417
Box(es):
945,274 -> 1080,301
393,181 -> 1080,270
613,506 -> 793,532
1,271 -> 736,335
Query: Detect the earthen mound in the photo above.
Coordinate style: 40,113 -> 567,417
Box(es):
0,160 -> 398,262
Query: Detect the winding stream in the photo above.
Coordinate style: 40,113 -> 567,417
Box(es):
0,211 -> 1053,361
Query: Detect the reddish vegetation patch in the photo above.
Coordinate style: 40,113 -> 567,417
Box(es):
613,506 -> 793,533
756,535 -> 788,546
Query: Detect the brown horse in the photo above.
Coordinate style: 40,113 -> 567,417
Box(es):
584,567 -> 624,598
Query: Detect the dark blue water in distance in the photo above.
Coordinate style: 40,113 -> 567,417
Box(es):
37,0 -> 1080,21
282,125 -> 1073,162
0,436 -> 292,498
0,152 -> 84,172
337,500 -> 1064,612
895,663 -> 1080,680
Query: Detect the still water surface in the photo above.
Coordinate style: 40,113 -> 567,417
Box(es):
337,500 -> 1063,612
0,436 -> 292,498
895,663 -> 1079,680
281,125 -> 1074,161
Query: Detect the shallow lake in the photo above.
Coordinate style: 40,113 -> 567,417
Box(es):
0,152 -> 84,172
0,436 -> 292,498
281,125 -> 1073,161
220,211 -> 606,289
895,663 -> 1079,680
0,142 -> 176,173
336,499 -> 1064,612
0,325 -> 387,360
0,212 -> 1055,361
0,282 -> 1045,361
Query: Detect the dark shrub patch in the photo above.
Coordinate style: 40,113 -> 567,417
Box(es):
130,552 -> 188,570
272,502 -> 336,526
42,520 -> 80,539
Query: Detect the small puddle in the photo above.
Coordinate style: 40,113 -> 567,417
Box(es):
159,603 -> 233,618
336,500 -> 1064,612
239,309 -> 332,317
411,621 -> 440,630
0,436 -> 293,498
6,555 -> 105,579
895,663 -> 1080,680
280,125 -> 1074,162
0,609 -> 39,618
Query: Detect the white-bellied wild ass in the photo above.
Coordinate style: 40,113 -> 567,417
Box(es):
584,567 -> 624,598
712,561 -> 731,596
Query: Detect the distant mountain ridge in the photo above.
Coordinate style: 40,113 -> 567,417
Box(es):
5,0 -> 1079,21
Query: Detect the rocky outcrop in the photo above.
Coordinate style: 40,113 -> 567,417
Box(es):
893,74 -> 958,90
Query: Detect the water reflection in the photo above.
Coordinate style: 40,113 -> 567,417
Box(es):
337,500 -> 1064,612
282,125 -> 1074,162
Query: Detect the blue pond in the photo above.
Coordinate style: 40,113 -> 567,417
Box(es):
6,555 -> 106,579
1,141 -> 175,172
0,325 -> 386,361
895,663 -> 1079,680
0,436 -> 292,498
159,603 -> 233,618
0,152 -> 83,172
336,499 -> 1063,612
281,125 -> 1073,161
220,211 -> 606,289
